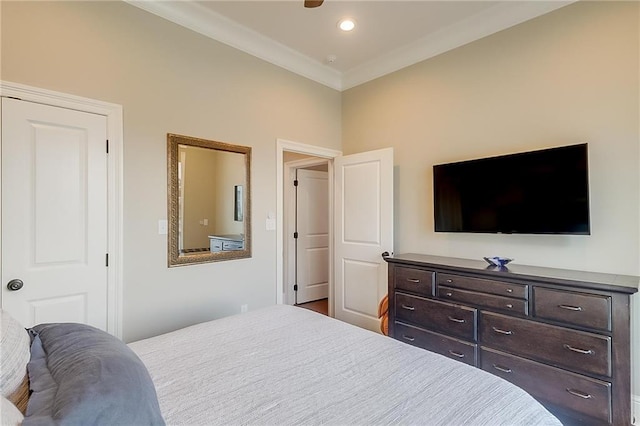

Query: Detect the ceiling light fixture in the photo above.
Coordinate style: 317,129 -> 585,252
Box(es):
338,18 -> 356,32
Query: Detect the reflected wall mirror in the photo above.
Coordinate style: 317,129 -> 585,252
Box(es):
168,133 -> 251,266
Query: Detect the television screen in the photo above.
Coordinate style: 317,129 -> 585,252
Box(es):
433,143 -> 590,234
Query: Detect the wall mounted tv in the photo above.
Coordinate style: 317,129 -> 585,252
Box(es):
433,143 -> 590,235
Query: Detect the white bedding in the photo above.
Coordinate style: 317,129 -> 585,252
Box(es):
130,305 -> 561,425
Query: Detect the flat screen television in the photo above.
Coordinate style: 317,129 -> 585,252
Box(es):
433,143 -> 590,234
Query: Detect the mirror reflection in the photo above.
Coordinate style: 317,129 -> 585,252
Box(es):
168,134 -> 251,266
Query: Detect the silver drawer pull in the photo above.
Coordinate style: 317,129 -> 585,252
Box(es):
505,304 -> 513,309
492,364 -> 512,374
448,350 -> 465,358
445,292 -> 453,297
506,288 -> 513,293
492,327 -> 513,335
566,388 -> 592,399
563,344 -> 594,355
446,279 -> 453,283
406,278 -> 420,283
558,304 -> 583,312
401,304 -> 415,311
447,316 -> 465,323
402,335 -> 415,342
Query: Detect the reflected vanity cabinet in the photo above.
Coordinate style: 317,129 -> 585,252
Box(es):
208,234 -> 244,252
385,253 -> 639,426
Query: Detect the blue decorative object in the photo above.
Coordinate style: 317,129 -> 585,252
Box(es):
483,256 -> 513,267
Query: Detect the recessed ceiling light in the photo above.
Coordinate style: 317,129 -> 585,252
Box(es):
338,18 -> 356,32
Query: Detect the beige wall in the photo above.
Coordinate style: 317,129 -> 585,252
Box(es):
212,150 -> 245,236
1,1 -> 341,342
344,1 -> 638,274
181,146 -> 218,250
343,0 -> 640,405
283,152 -> 316,163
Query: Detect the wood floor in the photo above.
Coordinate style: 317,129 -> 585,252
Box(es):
296,298 -> 328,316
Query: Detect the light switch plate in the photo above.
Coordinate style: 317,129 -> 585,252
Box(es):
158,220 -> 168,235
266,218 -> 276,231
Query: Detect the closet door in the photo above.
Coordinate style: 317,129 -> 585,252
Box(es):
296,169 -> 329,304
1,97 -> 109,329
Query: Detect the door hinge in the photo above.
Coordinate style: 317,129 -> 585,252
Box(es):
293,232 -> 298,239
106,139 -> 109,154
105,253 -> 109,267
293,179 -> 298,186
293,284 -> 298,291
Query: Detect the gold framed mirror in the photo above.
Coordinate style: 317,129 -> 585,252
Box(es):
167,133 -> 251,266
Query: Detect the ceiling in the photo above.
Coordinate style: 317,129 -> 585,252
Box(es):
127,0 -> 573,91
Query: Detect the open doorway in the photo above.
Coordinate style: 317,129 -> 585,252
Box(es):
276,139 -> 393,330
276,140 -> 341,318
284,156 -> 329,314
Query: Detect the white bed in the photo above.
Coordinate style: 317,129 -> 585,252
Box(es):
1,305 -> 561,425
129,305 -> 561,425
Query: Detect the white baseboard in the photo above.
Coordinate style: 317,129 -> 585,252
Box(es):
633,394 -> 640,425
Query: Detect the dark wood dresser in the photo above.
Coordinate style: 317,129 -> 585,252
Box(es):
385,253 -> 639,426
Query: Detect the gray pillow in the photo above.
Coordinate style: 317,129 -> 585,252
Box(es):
24,323 -> 165,426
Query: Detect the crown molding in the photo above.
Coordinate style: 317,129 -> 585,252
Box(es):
125,0 -> 343,90
342,1 -> 575,90
125,1 -> 574,92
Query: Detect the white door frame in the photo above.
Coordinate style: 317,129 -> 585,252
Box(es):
276,139 -> 341,317
0,81 -> 124,338
284,157 -> 330,307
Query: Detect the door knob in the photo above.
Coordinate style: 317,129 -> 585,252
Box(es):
7,279 -> 24,291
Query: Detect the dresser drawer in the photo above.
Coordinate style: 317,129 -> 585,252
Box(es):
438,273 -> 528,299
395,293 -> 477,341
481,347 -> 612,424
395,322 -> 477,366
394,267 -> 434,296
480,312 -> 611,377
210,240 -> 223,252
222,240 -> 244,250
438,286 -> 528,316
534,287 -> 611,331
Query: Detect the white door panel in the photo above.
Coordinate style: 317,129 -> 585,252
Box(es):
343,161 -> 381,244
34,123 -> 87,263
334,148 -> 393,332
2,97 -> 108,329
296,169 -> 328,304
343,258 -> 380,317
31,295 -> 88,325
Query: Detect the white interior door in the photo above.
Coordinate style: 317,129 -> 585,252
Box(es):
334,148 -> 393,332
296,169 -> 328,304
1,97 -> 109,329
